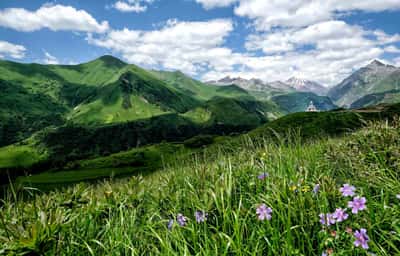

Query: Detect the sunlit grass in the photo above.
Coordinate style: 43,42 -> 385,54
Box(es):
0,122 -> 399,255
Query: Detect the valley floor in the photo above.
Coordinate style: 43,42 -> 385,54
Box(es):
0,122 -> 400,255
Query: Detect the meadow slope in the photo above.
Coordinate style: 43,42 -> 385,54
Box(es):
0,121 -> 399,255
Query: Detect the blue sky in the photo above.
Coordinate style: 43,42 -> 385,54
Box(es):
0,0 -> 400,86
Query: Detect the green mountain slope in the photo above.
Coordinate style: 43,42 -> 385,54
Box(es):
271,92 -> 337,113
68,71 -> 201,125
0,79 -> 66,146
350,89 -> 400,109
328,60 -> 400,107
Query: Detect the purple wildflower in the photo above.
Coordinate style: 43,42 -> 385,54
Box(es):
340,184 -> 356,197
256,204 -> 272,221
313,184 -> 321,194
348,197 -> 367,214
321,252 -> 327,256
258,172 -> 269,180
194,211 -> 208,223
176,213 -> 188,226
354,228 -> 370,249
167,219 -> 174,230
333,208 -> 349,222
319,213 -> 336,226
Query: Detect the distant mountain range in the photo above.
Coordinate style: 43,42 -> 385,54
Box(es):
208,60 -> 400,109
207,76 -> 327,96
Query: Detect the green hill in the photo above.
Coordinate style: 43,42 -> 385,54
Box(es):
0,56 -> 283,146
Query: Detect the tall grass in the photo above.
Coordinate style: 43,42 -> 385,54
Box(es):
0,122 -> 399,255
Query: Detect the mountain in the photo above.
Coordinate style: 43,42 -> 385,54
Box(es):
271,92 -> 337,113
208,76 -> 328,96
207,76 -> 281,92
328,60 -> 400,107
0,56 -> 283,148
285,77 -> 328,96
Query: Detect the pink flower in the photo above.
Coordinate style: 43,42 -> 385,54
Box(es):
256,204 -> 272,221
340,184 -> 356,197
348,197 -> 367,214
333,208 -> 348,222
319,213 -> 336,226
354,228 -> 370,249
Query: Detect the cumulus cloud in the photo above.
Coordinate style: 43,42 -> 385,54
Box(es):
43,51 -> 59,64
0,40 -> 26,59
196,0 -> 400,30
88,19 -> 234,75
195,0 -> 237,9
113,0 -> 154,13
0,4 -> 109,33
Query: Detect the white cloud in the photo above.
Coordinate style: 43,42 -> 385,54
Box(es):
0,40 -> 26,59
204,21 -> 398,86
195,0 -> 237,9
0,4 -> 109,33
373,30 -> 400,44
198,0 -> 400,31
88,19 -> 234,75
113,0 -> 154,13
43,51 -> 59,64
384,45 -> 400,53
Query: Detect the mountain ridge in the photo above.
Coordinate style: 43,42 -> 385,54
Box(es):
328,59 -> 400,107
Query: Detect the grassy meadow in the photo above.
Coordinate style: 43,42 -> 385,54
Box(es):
1,121 -> 399,255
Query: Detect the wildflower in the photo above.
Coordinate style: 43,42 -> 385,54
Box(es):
321,252 -> 327,256
194,211 -> 208,223
396,194 -> 400,200
330,230 -> 337,238
176,214 -> 188,226
290,185 -> 298,192
256,204 -> 272,221
302,185 -> 311,192
313,184 -> 320,194
319,213 -> 335,226
258,172 -> 269,180
348,197 -> 367,214
333,208 -> 349,222
340,184 -> 356,197
354,228 -> 370,249
167,219 -> 174,230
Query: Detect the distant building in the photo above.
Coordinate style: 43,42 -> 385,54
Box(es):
306,101 -> 319,112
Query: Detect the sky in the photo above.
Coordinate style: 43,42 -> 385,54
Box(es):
0,0 -> 400,86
